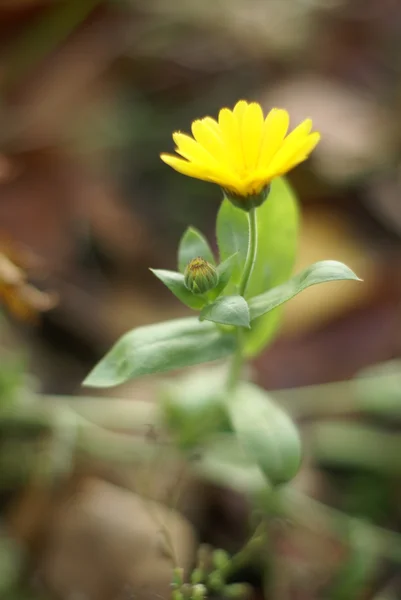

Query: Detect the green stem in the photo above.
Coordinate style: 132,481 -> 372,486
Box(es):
226,208 -> 258,393
221,520 -> 267,578
226,329 -> 244,393
239,207 -> 258,297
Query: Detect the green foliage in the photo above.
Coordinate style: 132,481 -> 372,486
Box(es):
83,317 -> 236,388
200,296 -> 250,328
216,177 -> 299,356
194,435 -> 267,494
216,196 -> 248,287
227,383 -> 302,485
178,226 -> 215,273
356,360 -> 401,417
208,253 -> 238,301
160,367 -> 230,449
150,269 -> 206,310
0,356 -> 27,408
249,260 -> 360,321
308,422 -> 401,475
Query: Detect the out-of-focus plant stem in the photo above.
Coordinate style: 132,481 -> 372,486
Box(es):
276,489 -> 401,565
0,396 -> 164,487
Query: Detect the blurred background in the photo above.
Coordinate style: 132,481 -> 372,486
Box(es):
1,0 -> 401,598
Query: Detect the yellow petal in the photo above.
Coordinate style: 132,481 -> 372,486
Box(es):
258,108 -> 289,168
172,132 -> 217,167
191,119 -> 230,167
266,118 -> 313,175
161,153 -> 243,190
202,116 -> 221,136
233,100 -> 248,121
218,107 -> 244,173
242,102 -> 264,170
281,132 -> 321,173
160,154 -> 209,179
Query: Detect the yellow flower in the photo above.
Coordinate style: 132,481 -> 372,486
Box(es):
161,100 -> 320,209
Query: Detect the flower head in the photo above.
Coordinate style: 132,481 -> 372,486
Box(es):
184,257 -> 218,295
161,100 -> 320,210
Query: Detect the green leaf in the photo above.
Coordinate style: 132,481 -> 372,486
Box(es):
200,296 -> 250,328
216,177 -> 299,356
160,366 -> 230,449
194,435 -> 268,494
178,226 -> 215,273
227,382 -> 302,485
249,260 -> 360,321
150,269 -> 205,310
83,317 -> 236,388
216,199 -> 249,287
208,253 -> 238,301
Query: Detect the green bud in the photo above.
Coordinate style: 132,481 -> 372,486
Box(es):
207,571 -> 224,592
223,584 -> 252,599
212,549 -> 230,571
191,568 -> 205,585
172,591 -> 184,600
191,584 -> 207,600
172,567 -> 184,589
184,257 -> 218,295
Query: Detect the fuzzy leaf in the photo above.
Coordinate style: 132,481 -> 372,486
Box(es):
208,253 -> 238,301
178,226 -> 215,273
228,383 -> 302,484
200,295 -> 250,328
150,269 -> 205,310
83,317 -> 236,388
249,260 -> 361,321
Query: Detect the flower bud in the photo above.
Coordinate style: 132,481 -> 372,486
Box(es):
212,549 -> 230,571
172,567 -> 184,589
207,571 -> 224,592
191,584 -> 207,600
184,257 -> 218,295
191,568 -> 205,585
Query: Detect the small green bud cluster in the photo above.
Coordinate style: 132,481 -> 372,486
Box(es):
184,257 -> 219,295
179,545 -> 251,600
171,565 -> 207,600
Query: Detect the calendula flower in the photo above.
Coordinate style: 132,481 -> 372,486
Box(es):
161,100 -> 320,210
